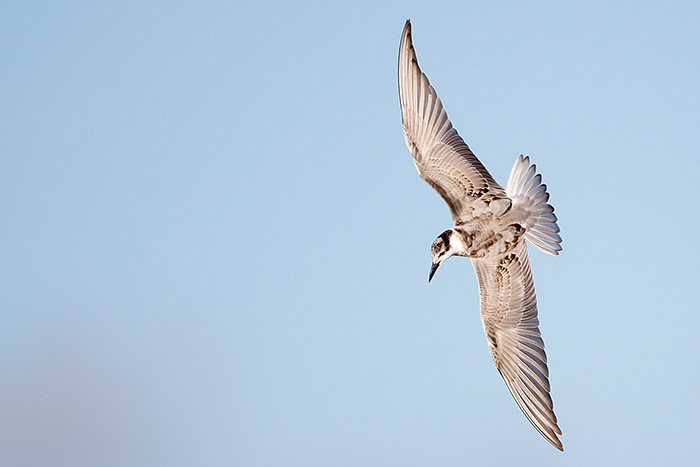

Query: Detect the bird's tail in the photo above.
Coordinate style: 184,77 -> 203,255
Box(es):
506,155 -> 562,255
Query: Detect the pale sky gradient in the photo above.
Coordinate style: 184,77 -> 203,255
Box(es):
2,1 -> 699,466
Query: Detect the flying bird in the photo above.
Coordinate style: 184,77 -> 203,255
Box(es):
398,20 -> 564,451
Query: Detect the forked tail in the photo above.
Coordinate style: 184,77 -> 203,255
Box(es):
506,155 -> 562,255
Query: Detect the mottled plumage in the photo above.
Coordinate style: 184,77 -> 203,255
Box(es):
398,20 -> 564,450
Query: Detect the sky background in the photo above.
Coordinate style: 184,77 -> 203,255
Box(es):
2,1 -> 699,466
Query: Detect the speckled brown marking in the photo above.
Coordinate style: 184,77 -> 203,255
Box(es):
503,224 -> 524,251
487,328 -> 498,349
500,253 -> 517,268
484,234 -> 498,251
500,199 -> 513,215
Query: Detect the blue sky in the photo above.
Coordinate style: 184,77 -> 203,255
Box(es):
2,1 -> 699,465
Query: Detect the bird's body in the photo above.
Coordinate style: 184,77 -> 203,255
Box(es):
398,20 -> 564,451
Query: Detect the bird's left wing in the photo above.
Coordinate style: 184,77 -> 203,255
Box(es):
471,240 -> 563,450
398,20 -> 507,222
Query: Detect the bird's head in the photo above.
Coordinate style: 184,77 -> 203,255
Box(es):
429,229 -> 459,282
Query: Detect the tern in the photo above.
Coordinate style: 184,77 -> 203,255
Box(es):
398,20 -> 564,450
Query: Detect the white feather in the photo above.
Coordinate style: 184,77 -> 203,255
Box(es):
506,155 -> 562,256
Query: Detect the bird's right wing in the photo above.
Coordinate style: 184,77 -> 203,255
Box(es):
471,240 -> 563,450
398,20 -> 507,222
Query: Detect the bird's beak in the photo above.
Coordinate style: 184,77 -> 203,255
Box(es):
428,261 -> 440,283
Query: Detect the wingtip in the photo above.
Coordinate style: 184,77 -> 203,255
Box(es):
551,436 -> 564,451
399,19 -> 415,68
